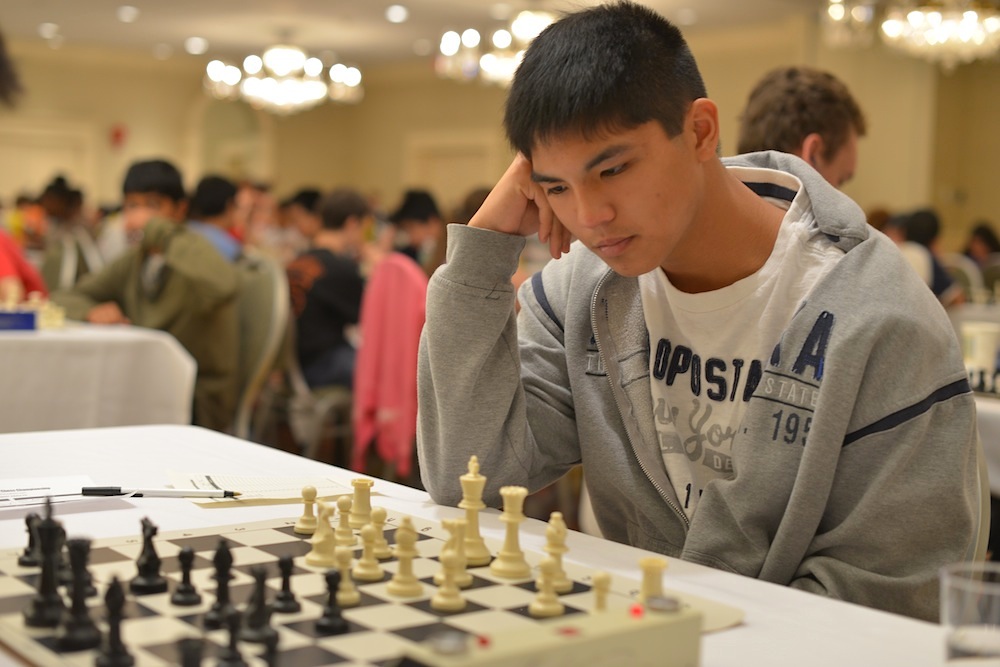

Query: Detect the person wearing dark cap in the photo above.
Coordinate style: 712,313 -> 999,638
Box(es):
188,175 -> 242,262
389,189 -> 444,273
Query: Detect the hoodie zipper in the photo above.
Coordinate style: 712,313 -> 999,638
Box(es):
591,270 -> 690,530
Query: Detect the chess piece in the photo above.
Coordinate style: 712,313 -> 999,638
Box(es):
316,570 -> 350,635
17,512 -> 41,567
592,571 -> 611,612
352,524 -> 385,582
239,566 -> 279,647
271,554 -> 301,614
96,577 -> 134,667
305,502 -> 337,568
349,478 -> 374,528
430,550 -> 466,612
203,539 -> 236,630
216,609 -> 248,667
177,637 -> 203,667
638,556 -> 667,604
459,455 -> 492,566
56,538 -> 101,650
434,519 -> 471,588
370,507 -> 392,559
23,499 -> 66,628
335,496 -> 358,546
545,511 -> 573,594
294,485 -> 318,535
335,546 -> 360,607
489,486 -> 531,579
170,546 -> 202,606
387,517 -> 423,598
529,556 -> 565,618
130,517 -> 168,594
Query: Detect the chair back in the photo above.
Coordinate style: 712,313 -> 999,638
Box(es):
232,254 -> 290,439
941,252 -> 985,301
970,433 -> 992,562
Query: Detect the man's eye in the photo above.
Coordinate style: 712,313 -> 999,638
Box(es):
546,185 -> 567,196
602,164 -> 626,177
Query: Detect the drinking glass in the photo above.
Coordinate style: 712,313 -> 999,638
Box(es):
942,562 -> 1000,661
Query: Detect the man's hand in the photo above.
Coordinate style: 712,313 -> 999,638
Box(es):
87,302 -> 130,324
469,154 -> 572,260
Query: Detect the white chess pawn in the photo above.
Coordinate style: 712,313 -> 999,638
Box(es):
489,486 -> 531,579
545,511 -> 573,594
352,524 -> 384,582
370,507 -> 392,560
349,478 -> 374,529
387,517 -> 423,598
459,456 -> 492,566
335,495 -> 358,547
335,546 -> 360,608
592,571 -> 611,612
529,556 -> 564,618
304,502 -> 336,568
294,486 -> 318,535
430,550 -> 466,612
638,557 -> 667,604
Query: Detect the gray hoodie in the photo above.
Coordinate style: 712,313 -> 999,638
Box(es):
417,151 -> 978,621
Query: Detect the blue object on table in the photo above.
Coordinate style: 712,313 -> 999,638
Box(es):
0,312 -> 37,330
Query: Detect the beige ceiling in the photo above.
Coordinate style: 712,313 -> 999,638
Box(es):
0,0 -> 826,67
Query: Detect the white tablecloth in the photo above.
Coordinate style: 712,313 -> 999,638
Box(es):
0,425 -> 947,666
0,325 -> 195,433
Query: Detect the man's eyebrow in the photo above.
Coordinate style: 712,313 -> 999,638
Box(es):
530,144 -> 631,184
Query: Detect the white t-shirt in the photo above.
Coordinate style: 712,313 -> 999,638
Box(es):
638,167 -> 844,518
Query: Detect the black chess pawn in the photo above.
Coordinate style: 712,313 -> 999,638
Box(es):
315,570 -> 349,636
96,577 -> 135,667
56,538 -> 101,651
216,609 -> 248,667
23,499 -> 66,628
56,523 -> 72,589
170,546 -> 202,606
130,517 -> 168,594
177,637 -> 204,667
239,566 -> 279,647
17,512 -> 41,567
203,539 -> 235,630
271,554 -> 301,614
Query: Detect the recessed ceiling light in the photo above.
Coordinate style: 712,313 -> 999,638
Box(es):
152,43 -> 173,60
412,38 -> 432,56
386,5 -> 409,24
38,22 -> 60,40
117,5 -> 140,23
184,36 -> 209,55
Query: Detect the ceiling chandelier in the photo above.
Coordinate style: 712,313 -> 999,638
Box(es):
822,0 -> 878,48
204,44 -> 363,115
879,1 -> 1000,70
435,9 -> 556,86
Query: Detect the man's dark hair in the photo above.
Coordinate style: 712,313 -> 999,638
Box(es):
737,66 -> 867,161
319,188 -> 370,231
504,0 -> 707,157
904,208 -> 941,249
122,159 -> 186,202
0,31 -> 23,108
190,175 -> 237,218
289,188 -> 322,213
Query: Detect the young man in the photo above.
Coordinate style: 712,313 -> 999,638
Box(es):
52,159 -> 240,433
417,1 -> 977,622
187,175 -> 242,262
737,66 -> 866,189
286,188 -> 370,389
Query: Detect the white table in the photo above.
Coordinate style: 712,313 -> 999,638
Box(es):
0,425 -> 946,666
0,325 -> 195,433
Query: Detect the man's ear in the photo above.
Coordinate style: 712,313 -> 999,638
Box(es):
800,133 -> 826,168
690,98 -> 720,161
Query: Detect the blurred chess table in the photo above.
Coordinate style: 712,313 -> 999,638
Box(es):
0,425 -> 948,666
0,324 -> 195,433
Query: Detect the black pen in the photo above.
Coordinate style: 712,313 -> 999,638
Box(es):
81,487 -> 241,499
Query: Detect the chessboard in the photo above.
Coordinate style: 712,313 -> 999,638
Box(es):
0,502 -> 742,666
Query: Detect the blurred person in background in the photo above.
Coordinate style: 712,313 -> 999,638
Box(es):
965,221 -> 1000,269
388,189 -> 444,276
188,175 -> 242,262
